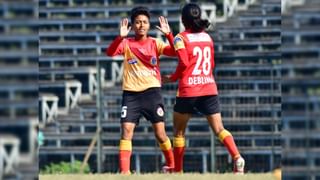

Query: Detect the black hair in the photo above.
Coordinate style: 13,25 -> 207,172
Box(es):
130,6 -> 151,23
181,3 -> 210,32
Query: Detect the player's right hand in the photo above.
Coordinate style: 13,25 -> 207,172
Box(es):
161,74 -> 172,84
120,18 -> 131,38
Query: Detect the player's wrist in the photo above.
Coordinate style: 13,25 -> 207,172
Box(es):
165,32 -> 172,36
169,74 -> 176,82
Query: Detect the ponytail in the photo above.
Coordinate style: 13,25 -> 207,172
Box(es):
193,18 -> 210,32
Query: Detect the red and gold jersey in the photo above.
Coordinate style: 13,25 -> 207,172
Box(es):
107,35 -> 175,92
170,30 -> 218,97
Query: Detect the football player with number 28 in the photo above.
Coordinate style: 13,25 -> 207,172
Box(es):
162,3 -> 245,174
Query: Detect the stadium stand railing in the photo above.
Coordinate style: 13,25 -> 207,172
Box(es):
39,80 -> 82,112
39,93 -> 59,125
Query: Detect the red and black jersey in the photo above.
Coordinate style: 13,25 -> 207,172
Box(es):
170,30 -> 218,97
106,34 -> 175,92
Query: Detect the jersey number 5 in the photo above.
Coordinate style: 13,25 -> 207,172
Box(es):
192,46 -> 211,75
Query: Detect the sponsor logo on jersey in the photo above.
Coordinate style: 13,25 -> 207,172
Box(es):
186,33 -> 211,42
128,58 -> 138,64
150,56 -> 157,66
128,69 -> 157,77
157,106 -> 164,117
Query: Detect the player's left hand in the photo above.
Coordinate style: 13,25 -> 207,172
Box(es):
156,16 -> 171,35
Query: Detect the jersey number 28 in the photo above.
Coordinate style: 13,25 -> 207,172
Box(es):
192,46 -> 211,75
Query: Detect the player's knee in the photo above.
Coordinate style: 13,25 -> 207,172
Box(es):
121,128 -> 134,140
155,131 -> 168,142
121,134 -> 133,140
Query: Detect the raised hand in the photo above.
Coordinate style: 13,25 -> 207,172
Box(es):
156,16 -> 171,35
120,18 -> 131,38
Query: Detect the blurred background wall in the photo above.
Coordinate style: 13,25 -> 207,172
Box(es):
282,0 -> 320,179
0,0 -> 38,179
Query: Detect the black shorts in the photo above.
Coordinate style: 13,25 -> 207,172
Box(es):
174,95 -> 220,115
121,87 -> 165,125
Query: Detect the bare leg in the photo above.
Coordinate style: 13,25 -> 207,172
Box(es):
152,122 -> 168,143
206,113 -> 224,135
206,113 -> 245,174
152,121 -> 174,170
173,112 -> 191,137
121,122 -> 135,140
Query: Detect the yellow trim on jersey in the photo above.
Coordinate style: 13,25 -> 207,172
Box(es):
119,139 -> 132,151
173,35 -> 185,50
155,38 -> 167,55
218,129 -> 232,142
159,138 -> 172,151
173,137 -> 185,148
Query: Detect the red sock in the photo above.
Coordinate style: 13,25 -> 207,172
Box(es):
218,130 -> 240,160
159,138 -> 174,168
162,149 -> 175,168
173,137 -> 185,172
119,139 -> 132,174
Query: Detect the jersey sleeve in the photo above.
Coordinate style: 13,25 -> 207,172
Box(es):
173,35 -> 185,50
169,48 -> 189,82
162,33 -> 176,56
155,38 -> 167,55
106,36 -> 125,56
170,35 -> 189,82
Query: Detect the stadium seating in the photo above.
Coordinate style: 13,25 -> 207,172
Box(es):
282,0 -> 320,179
0,1 -> 38,179
212,0 -> 281,172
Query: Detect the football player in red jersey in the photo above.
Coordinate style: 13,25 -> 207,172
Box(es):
106,6 -> 175,174
162,3 -> 245,174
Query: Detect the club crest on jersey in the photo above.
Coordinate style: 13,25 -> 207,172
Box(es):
157,106 -> 164,117
174,36 -> 184,50
174,37 -> 182,44
128,58 -> 137,64
150,56 -> 157,66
